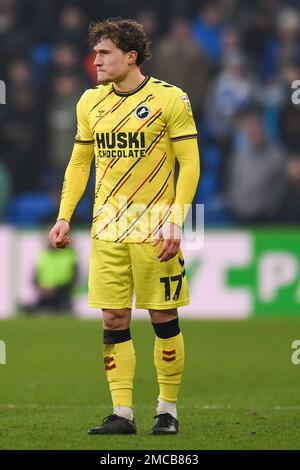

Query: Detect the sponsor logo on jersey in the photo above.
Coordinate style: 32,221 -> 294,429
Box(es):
134,104 -> 150,120
95,131 -> 146,158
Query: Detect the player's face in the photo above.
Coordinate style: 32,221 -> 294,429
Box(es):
93,38 -> 136,84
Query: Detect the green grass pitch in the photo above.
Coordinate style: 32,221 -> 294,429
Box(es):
0,316 -> 300,450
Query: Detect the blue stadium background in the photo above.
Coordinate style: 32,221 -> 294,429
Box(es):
1,0 -> 300,227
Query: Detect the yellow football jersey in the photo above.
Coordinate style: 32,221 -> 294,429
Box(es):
58,76 -> 199,242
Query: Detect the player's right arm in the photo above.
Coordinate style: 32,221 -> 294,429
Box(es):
48,91 -> 94,248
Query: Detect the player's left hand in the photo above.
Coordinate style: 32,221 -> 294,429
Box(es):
153,222 -> 181,262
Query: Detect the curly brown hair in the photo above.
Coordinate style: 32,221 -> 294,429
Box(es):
88,18 -> 151,66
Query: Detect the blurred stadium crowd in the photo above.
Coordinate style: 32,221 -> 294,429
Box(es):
1,0 -> 300,227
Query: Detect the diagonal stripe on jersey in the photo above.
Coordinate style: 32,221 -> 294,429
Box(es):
146,126 -> 167,155
117,152 -> 166,202
114,199 -> 134,223
112,173 -> 132,196
146,111 -> 162,128
92,97 -> 127,131
136,109 -> 162,132
152,206 -> 173,236
92,158 -> 142,221
142,197 -> 175,241
116,184 -> 171,243
111,94 -> 154,132
93,153 -> 166,229
88,89 -> 114,115
93,200 -> 134,239
115,116 -> 131,133
95,158 -> 114,200
111,96 -> 129,113
149,155 -> 166,183
99,151 -> 165,212
115,170 -> 172,242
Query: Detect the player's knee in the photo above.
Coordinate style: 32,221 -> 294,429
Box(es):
149,308 -> 178,324
102,308 -> 131,330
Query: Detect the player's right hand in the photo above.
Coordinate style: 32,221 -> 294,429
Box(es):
48,219 -> 71,249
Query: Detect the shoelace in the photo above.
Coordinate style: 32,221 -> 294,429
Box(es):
102,414 -> 119,424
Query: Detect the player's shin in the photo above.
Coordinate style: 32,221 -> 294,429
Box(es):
103,329 -> 136,421
152,318 -> 185,419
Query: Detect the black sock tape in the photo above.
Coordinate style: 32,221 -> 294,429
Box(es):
152,318 -> 180,339
104,328 -> 131,344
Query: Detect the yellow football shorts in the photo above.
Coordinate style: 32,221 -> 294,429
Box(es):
88,239 -> 190,310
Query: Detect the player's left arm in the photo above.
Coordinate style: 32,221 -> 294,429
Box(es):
154,90 -> 200,262
168,137 -> 200,226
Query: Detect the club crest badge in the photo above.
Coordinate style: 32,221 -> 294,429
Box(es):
134,105 -> 151,120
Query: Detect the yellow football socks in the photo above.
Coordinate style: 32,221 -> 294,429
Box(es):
103,335 -> 136,410
153,328 -> 185,403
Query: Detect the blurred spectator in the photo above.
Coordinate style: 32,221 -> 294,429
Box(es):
204,52 -> 260,144
136,9 -> 159,76
54,3 -> 87,50
152,17 -> 211,118
136,8 -> 159,40
191,1 -> 225,64
261,8 -> 300,81
18,0 -> 58,43
47,40 -> 91,91
0,85 -> 46,193
47,73 -> 82,184
0,0 -> 30,77
244,6 -> 273,70
279,102 -> 300,154
223,108 -> 289,224
6,56 -> 33,87
20,242 -> 77,313
51,41 -> 82,75
221,26 -> 243,59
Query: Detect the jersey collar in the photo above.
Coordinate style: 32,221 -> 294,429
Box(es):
112,76 -> 151,97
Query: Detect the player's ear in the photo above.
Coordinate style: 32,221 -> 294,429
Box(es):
127,50 -> 138,65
